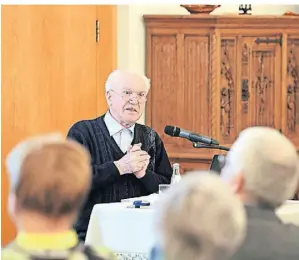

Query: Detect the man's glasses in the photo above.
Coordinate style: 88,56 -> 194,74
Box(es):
110,89 -> 147,104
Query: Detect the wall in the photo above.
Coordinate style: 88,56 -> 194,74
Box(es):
117,4 -> 299,123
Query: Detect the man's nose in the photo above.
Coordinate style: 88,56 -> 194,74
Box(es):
129,94 -> 139,104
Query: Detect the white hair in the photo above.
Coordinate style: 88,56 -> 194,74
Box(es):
155,171 -> 246,260
221,126 -> 299,207
6,133 -> 65,190
105,69 -> 151,93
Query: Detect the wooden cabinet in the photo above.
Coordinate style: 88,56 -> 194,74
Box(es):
144,15 -> 299,173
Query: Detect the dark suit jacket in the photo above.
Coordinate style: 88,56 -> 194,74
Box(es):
232,205 -> 299,260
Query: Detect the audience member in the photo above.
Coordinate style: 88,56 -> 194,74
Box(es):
150,171 -> 246,260
2,133 -> 115,260
221,126 -> 299,260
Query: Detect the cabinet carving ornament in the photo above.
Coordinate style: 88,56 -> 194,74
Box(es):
220,40 -> 234,138
144,15 -> 299,172
242,44 -> 250,114
252,52 -> 273,115
287,39 -> 299,132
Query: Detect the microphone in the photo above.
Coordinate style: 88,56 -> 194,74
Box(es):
164,125 -> 219,145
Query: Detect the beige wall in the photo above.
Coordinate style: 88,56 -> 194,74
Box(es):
117,4 -> 299,123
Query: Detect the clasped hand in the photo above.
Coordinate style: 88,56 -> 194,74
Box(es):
115,143 -> 150,177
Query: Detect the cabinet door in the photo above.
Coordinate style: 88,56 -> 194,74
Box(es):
284,36 -> 299,148
146,33 -> 181,153
239,36 -> 282,132
146,31 -> 211,157
181,33 -> 211,153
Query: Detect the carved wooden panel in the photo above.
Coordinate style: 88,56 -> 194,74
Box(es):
149,35 -> 179,148
219,38 -> 237,144
285,36 -> 299,147
183,35 -> 210,147
240,42 -> 250,131
251,46 -> 280,128
240,36 -> 282,131
148,33 -> 212,156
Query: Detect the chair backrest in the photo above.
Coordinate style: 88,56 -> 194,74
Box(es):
209,154 -> 226,174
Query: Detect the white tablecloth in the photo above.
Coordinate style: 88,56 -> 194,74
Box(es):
85,197 -> 299,260
85,202 -> 156,260
276,200 -> 299,226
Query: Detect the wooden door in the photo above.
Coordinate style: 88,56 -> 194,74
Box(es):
1,5 -> 116,245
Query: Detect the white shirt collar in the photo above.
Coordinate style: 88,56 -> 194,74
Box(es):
104,110 -> 135,136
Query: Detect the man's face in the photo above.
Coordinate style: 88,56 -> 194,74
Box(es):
107,74 -> 148,126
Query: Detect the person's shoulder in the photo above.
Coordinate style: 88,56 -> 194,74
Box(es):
70,117 -> 99,130
1,242 -> 116,260
68,116 -> 104,133
136,124 -> 165,147
136,123 -> 160,137
1,242 -> 28,260
280,222 -> 299,236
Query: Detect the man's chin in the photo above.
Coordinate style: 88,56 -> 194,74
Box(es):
124,114 -> 142,124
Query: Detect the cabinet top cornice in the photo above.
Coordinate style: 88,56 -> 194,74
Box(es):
143,15 -> 299,29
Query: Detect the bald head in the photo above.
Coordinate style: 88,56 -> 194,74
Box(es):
221,126 -> 299,207
105,69 -> 150,93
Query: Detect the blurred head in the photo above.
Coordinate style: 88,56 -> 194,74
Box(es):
155,171 -> 246,260
105,69 -> 150,126
6,133 -> 91,227
221,126 -> 299,208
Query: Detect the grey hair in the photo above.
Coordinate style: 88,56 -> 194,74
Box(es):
6,133 -> 65,190
221,126 -> 299,208
155,171 -> 246,260
105,69 -> 151,93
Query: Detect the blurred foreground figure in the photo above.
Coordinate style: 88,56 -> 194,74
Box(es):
150,171 -> 246,260
221,126 -> 299,260
2,133 -> 115,260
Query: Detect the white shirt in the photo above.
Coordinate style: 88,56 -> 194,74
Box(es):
104,111 -> 135,153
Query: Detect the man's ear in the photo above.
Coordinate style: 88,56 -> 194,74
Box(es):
231,172 -> 245,195
106,91 -> 112,106
8,193 -> 17,221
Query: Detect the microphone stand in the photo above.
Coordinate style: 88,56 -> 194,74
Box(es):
192,142 -> 230,151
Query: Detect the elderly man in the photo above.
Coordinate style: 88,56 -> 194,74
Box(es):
2,134 -> 115,260
67,69 -> 172,241
221,126 -> 299,260
150,172 -> 246,260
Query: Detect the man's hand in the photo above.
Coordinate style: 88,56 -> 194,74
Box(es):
134,158 -> 150,179
128,143 -> 150,178
114,143 -> 150,175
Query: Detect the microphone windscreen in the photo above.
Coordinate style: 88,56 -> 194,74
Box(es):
164,125 -> 181,137
164,125 -> 175,136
